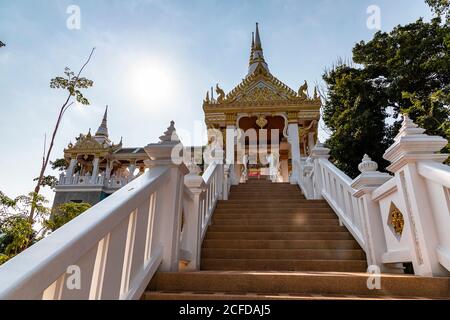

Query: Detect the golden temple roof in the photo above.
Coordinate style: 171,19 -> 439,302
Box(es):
203,24 -> 320,109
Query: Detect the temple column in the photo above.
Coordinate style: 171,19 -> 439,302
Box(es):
91,157 -> 100,184
66,158 -> 77,176
308,132 -> 316,155
128,161 -> 137,178
105,161 -> 113,179
226,125 -> 236,165
287,121 -> 301,184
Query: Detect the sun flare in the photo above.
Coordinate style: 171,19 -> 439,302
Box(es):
127,58 -> 174,106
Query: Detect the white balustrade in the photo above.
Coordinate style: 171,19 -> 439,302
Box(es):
0,167 -> 179,299
318,158 -> 366,249
297,115 -> 450,276
0,121 -> 188,299
181,160 -> 230,270
417,161 -> 450,271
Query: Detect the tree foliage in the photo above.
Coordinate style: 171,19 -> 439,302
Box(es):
322,2 -> 450,177
0,189 -> 91,265
0,192 -> 49,264
50,67 -> 94,105
426,0 -> 450,20
45,202 -> 91,232
322,65 -> 392,178
51,158 -> 68,171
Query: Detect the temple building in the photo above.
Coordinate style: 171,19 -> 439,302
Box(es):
203,23 -> 320,181
53,107 -> 148,208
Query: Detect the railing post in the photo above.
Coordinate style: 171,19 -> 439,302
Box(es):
383,115 -> 448,276
351,155 -> 392,271
183,164 -> 205,271
310,142 -> 330,199
213,149 -> 224,200
288,122 -> 301,184
144,121 -> 189,272
222,164 -> 230,200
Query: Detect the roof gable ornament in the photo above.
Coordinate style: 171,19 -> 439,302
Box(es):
202,23 -> 322,108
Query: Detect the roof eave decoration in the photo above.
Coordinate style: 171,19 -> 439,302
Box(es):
203,65 -> 321,107
64,131 -> 122,157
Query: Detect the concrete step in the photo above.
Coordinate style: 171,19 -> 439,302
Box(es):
204,232 -> 354,240
213,213 -> 338,220
227,196 -> 306,200
225,189 -> 307,192
216,203 -> 331,208
212,218 -> 340,225
213,207 -> 335,214
147,271 -> 450,298
201,248 -> 366,260
202,239 -> 362,250
201,259 -> 367,272
217,199 -> 328,206
142,291 -> 439,300
230,187 -> 303,191
208,225 -> 346,232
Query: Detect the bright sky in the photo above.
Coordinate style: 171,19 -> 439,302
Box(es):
0,0 -> 432,202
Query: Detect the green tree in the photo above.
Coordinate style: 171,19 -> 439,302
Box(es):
30,48 -> 95,222
33,158 -> 68,189
322,1 -> 450,177
0,192 -> 50,264
45,202 -> 91,232
322,64 -> 392,178
426,0 -> 450,20
0,191 -> 91,265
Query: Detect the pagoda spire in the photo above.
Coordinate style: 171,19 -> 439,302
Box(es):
95,106 -> 109,137
248,32 -> 255,66
254,22 -> 262,50
247,22 -> 269,76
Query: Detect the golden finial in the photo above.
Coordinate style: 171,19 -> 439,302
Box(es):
313,86 -> 319,100
216,84 -> 225,103
298,80 -> 308,99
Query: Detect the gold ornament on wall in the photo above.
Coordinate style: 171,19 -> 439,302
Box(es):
389,203 -> 405,236
256,114 -> 268,128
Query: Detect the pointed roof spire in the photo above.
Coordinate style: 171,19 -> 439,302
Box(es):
249,32 -> 255,66
247,22 -> 269,76
254,22 -> 262,50
95,106 -> 109,137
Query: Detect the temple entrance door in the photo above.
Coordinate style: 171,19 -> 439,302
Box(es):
237,115 -> 287,182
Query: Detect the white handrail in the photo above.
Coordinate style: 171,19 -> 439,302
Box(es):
417,160 -> 450,272
181,160 -> 227,271
317,158 -> 366,250
201,161 -> 222,241
0,167 -> 171,300
418,161 -> 450,189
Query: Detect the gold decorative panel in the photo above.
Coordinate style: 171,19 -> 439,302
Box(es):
388,203 -> 405,236
256,115 -> 268,128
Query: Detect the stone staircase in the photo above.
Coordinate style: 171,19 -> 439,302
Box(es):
144,179 -> 450,300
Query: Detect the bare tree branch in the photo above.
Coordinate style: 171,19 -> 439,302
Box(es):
29,48 -> 95,222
